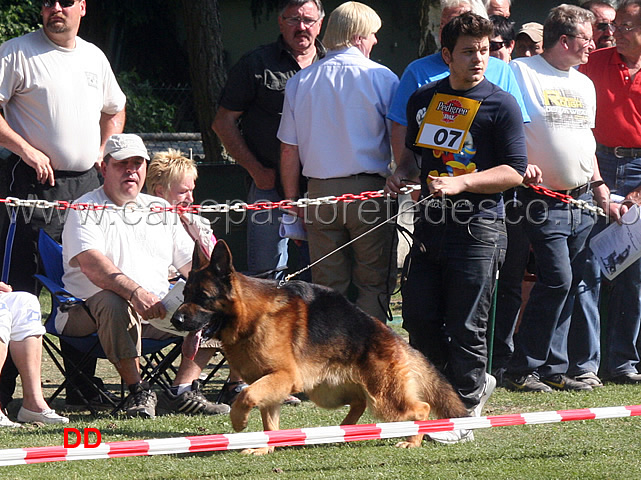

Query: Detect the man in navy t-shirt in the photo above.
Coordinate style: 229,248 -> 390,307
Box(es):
386,12 -> 528,445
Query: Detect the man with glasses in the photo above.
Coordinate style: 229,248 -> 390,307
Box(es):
0,0 -> 126,412
212,0 -> 325,282
504,4 -> 615,393
574,0 -> 641,385
582,1 -> 616,49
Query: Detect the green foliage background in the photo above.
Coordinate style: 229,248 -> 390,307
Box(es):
0,2 -> 40,44
0,1 -> 178,133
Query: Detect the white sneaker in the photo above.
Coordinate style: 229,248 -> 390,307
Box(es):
471,372 -> 496,417
17,407 -> 69,424
0,410 -> 20,428
428,429 -> 474,444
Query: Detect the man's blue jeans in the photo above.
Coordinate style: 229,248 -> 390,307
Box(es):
508,189 -> 595,378
246,182 -> 288,280
597,151 -> 641,377
402,216 -> 506,409
567,216 -> 604,377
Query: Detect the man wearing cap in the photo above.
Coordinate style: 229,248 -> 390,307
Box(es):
388,0 -> 529,163
58,134 -> 231,418
573,0 -> 641,385
513,22 -> 544,58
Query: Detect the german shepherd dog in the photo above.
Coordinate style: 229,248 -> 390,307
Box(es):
172,240 -> 467,455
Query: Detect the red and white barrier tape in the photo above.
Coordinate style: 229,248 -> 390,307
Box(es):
1,404 -> 639,466
0,186 -> 418,216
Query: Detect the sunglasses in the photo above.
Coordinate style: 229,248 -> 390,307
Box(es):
490,41 -> 506,52
596,22 -> 615,32
43,0 -> 76,8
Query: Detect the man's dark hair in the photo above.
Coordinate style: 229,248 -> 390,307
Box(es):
441,11 -> 494,53
279,0 -> 325,18
490,14 -> 515,43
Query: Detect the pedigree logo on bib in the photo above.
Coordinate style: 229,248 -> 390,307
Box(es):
415,93 -> 481,153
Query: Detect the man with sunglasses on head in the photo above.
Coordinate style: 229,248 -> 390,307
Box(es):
582,1 -> 616,50
573,0 -> 641,386
213,0 -> 325,284
0,0 -> 126,413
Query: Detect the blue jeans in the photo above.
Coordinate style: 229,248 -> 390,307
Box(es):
598,151 -> 641,376
246,182 -> 288,280
492,191 -> 531,375
567,216 -> 605,377
402,217 -> 506,409
508,189 -> 595,378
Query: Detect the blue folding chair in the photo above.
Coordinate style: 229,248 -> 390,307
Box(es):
35,229 -> 183,415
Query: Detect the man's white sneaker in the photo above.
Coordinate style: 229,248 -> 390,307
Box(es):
0,410 -> 20,428
17,407 -> 69,424
471,372 -> 497,417
427,429 -> 474,444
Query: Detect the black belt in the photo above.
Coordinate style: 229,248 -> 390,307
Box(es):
552,180 -> 603,199
597,144 -> 641,159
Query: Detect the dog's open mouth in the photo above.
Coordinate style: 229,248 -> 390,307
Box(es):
181,320 -> 222,361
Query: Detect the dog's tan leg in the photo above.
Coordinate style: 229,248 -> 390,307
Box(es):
395,402 -> 431,449
231,371 -> 296,456
340,398 -> 367,426
240,404 -> 281,456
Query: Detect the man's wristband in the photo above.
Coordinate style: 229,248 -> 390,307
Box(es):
129,285 -> 142,302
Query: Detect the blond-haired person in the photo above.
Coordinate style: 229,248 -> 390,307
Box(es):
146,150 -> 300,406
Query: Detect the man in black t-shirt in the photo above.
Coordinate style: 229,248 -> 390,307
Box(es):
212,0 -> 326,281
386,12 -> 528,444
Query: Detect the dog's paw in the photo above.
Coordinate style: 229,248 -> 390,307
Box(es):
395,440 -> 420,449
230,407 -> 249,432
240,446 -> 274,456
395,434 -> 423,449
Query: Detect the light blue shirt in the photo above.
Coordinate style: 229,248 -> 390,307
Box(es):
387,52 -> 531,125
278,47 -> 399,179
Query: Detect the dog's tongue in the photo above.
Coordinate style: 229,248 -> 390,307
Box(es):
182,330 -> 201,361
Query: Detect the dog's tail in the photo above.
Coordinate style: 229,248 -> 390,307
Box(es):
409,349 -> 469,419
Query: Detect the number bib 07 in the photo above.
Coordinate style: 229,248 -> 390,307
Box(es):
415,93 -> 481,154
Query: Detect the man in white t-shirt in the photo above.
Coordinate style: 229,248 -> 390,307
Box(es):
0,0 -> 126,416
60,134 -> 230,419
504,4 -> 617,393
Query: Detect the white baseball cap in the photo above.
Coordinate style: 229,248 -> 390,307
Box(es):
104,134 -> 149,161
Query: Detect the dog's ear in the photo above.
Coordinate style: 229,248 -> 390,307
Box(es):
210,240 -> 234,277
192,242 -> 210,271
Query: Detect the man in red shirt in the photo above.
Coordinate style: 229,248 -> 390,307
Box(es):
574,0 -> 641,385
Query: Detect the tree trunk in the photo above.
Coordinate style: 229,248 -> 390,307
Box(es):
418,0 -> 441,57
180,0 -> 226,163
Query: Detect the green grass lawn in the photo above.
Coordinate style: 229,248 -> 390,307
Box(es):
0,296 -> 639,478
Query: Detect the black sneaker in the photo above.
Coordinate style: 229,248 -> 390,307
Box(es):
157,380 -> 230,415
541,374 -> 593,391
123,381 -> 157,418
504,373 -> 553,392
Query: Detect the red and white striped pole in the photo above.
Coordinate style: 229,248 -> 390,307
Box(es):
1,405 -> 639,466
